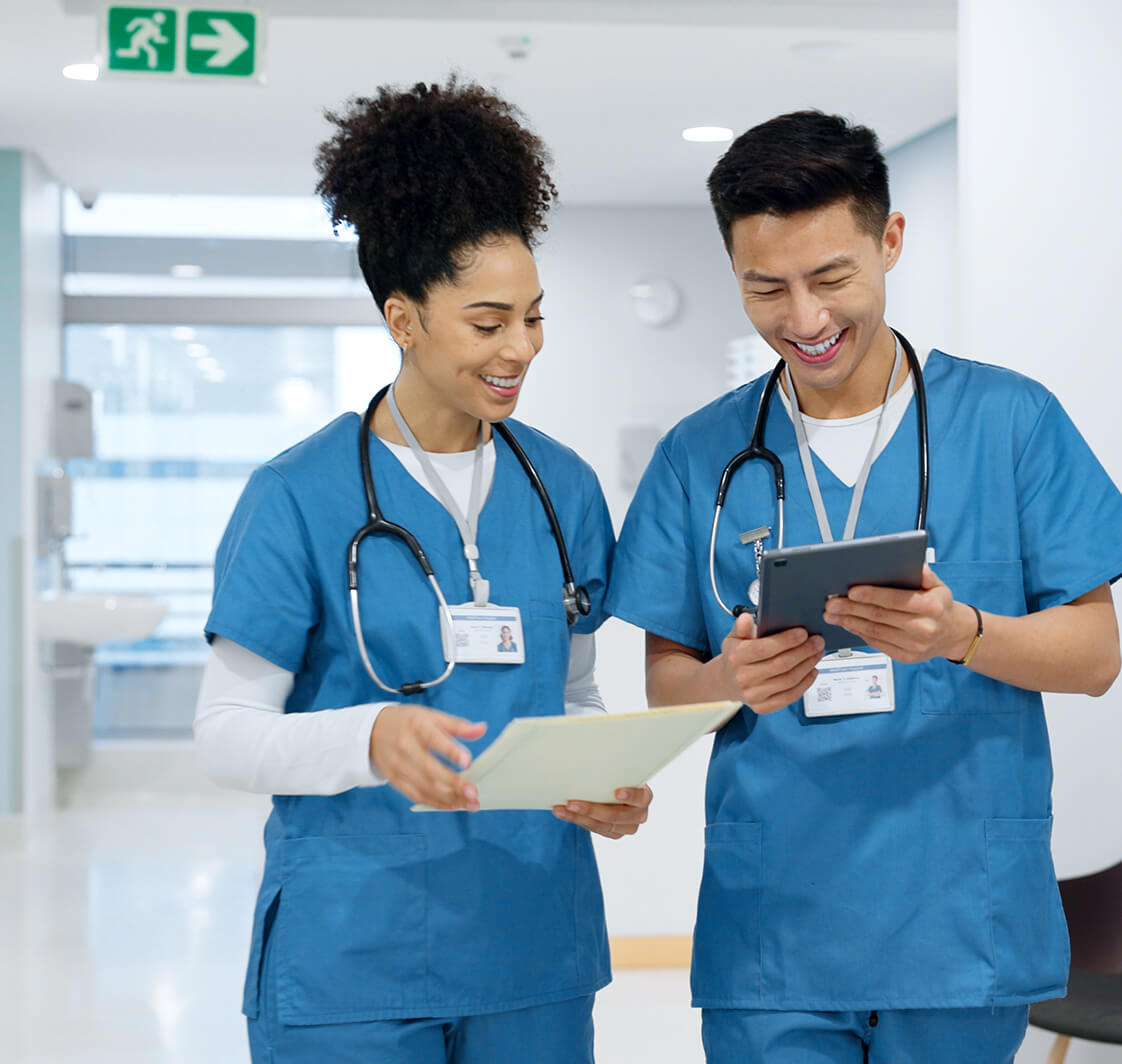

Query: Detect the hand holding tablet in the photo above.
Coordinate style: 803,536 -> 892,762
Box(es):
754,530 -> 929,653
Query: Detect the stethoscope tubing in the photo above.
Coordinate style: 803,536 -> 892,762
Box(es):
709,330 -> 928,618
350,384 -> 590,696
492,421 -> 591,620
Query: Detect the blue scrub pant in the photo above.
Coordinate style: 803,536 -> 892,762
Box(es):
247,930 -> 595,1064
701,1005 -> 1029,1063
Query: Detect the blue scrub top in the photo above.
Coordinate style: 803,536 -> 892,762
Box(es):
206,412 -> 615,1025
606,349 -> 1122,1011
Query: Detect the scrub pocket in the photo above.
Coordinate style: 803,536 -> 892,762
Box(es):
274,834 -> 428,1024
985,818 -> 1069,1001
691,822 -> 763,1004
923,561 -> 1026,715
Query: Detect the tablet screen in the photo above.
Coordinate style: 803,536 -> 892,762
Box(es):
755,530 -> 928,652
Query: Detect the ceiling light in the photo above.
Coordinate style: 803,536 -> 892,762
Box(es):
170,264 -> 204,279
171,326 -> 197,342
62,63 -> 99,82
185,343 -> 208,359
682,126 -> 733,144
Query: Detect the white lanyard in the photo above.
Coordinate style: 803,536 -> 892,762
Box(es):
386,386 -> 492,606
786,336 -> 904,543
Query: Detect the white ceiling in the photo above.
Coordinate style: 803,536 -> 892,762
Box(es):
0,0 -> 957,206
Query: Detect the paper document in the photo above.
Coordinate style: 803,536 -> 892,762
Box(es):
414,701 -> 740,811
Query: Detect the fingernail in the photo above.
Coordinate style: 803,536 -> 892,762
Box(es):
615,789 -> 630,801
567,801 -> 586,813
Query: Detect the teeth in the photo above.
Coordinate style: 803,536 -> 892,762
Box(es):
482,373 -> 522,388
793,331 -> 842,357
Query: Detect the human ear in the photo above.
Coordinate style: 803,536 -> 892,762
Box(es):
882,212 -> 905,272
382,296 -> 415,350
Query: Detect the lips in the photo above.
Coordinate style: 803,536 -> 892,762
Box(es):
481,371 -> 524,398
789,328 -> 847,364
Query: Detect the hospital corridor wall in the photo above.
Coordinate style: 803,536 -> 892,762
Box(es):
960,2 -> 1122,1060
0,148 -> 62,819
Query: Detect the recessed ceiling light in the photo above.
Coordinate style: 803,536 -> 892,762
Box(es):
186,343 -> 208,359
682,126 -> 733,144
171,326 -> 197,342
62,63 -> 99,82
170,264 -> 204,279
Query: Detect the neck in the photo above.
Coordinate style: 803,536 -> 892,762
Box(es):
371,373 -> 491,453
787,323 -> 908,419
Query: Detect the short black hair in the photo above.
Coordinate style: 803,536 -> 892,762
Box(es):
707,110 -> 889,247
315,76 -> 556,312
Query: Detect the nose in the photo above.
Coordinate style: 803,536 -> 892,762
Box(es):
786,286 -> 831,340
504,322 -> 539,363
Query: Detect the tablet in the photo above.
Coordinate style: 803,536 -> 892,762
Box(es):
754,529 -> 928,652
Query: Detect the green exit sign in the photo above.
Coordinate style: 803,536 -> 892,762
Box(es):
104,6 -> 261,80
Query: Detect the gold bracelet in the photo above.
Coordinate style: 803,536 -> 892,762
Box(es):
948,603 -> 984,666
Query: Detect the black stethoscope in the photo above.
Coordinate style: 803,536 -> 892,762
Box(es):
708,329 -> 929,618
347,384 -> 591,696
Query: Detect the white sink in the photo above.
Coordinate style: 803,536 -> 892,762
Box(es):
37,593 -> 169,646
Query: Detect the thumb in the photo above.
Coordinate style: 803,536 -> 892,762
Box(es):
731,610 -> 757,641
920,563 -> 944,591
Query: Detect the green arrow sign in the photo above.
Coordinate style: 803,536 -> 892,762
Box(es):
103,6 -> 261,80
185,10 -> 256,77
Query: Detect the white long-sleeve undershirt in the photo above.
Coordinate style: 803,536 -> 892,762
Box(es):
195,436 -> 605,796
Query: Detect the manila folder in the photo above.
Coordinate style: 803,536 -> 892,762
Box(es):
414,701 -> 740,812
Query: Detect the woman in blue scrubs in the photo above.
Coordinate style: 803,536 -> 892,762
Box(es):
605,111 -> 1122,1062
195,78 -> 652,1064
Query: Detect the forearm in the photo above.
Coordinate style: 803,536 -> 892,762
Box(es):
196,701 -> 387,795
956,588 -> 1120,696
194,636 -> 388,795
645,634 -> 735,707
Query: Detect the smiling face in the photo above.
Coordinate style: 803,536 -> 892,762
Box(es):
727,199 -> 905,418
381,235 -> 545,451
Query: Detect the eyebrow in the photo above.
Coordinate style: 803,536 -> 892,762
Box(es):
740,257 -> 858,285
462,290 -> 545,311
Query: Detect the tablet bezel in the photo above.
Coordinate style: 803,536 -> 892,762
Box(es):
754,529 -> 929,652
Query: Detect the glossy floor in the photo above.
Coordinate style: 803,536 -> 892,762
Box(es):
0,788 -> 1111,1063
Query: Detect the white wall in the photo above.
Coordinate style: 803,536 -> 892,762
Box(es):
0,150 -> 61,817
20,153 -> 62,815
885,119 -> 958,353
960,0 -> 1122,887
0,151 -> 22,816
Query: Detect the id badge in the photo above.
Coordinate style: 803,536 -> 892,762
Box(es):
440,604 -> 525,664
804,651 -> 894,718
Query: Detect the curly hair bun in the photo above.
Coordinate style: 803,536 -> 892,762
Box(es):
315,76 -> 556,309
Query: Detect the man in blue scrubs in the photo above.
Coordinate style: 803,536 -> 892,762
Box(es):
606,111 -> 1122,1062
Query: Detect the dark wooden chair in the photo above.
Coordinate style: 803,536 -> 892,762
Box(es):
1028,859 -> 1122,1063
